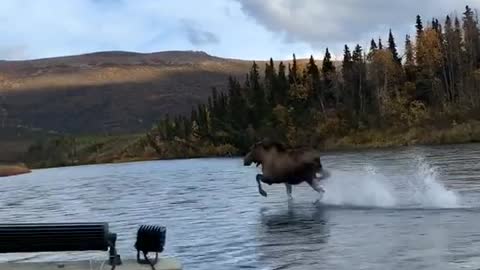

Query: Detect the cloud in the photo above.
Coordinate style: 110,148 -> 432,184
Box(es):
236,0 -> 479,49
0,0 -> 230,60
182,20 -> 220,45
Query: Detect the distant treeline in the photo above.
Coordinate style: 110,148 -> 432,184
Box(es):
145,6 -> 480,157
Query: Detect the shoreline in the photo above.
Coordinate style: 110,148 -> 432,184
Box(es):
21,119 -> 480,170
25,138 -> 480,170
0,163 -> 31,177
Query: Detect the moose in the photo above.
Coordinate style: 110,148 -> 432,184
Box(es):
243,139 -> 330,198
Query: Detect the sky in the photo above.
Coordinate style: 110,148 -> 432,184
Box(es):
0,0 -> 478,61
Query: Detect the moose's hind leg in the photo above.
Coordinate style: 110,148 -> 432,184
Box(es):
256,174 -> 268,197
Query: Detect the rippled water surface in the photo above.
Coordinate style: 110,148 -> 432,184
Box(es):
2,144 -> 480,269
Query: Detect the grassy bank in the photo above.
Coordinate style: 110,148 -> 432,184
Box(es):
323,120 -> 480,151
18,119 -> 480,169
0,163 -> 31,177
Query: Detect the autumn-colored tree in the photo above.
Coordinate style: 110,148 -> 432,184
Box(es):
416,28 -> 445,105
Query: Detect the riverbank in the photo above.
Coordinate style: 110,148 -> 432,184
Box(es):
19,119 -> 480,169
323,120 -> 480,151
0,163 -> 31,177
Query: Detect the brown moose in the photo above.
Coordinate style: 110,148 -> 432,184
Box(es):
243,139 -> 330,198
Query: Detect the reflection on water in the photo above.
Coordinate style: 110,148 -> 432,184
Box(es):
1,145 -> 480,269
255,202 -> 330,270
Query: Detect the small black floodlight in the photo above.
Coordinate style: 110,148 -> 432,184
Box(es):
134,225 -> 166,268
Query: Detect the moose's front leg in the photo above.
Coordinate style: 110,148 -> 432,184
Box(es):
256,174 -> 268,197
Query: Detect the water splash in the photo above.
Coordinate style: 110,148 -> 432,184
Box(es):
320,165 -> 397,208
406,156 -> 460,208
319,157 -> 461,209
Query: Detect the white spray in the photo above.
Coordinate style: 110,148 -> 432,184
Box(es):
319,156 -> 461,209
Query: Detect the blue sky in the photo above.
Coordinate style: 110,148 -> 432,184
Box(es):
0,0 -> 477,61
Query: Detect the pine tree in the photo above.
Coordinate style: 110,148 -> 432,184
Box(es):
211,87 -> 218,114
463,5 -> 480,69
342,45 -> 354,110
306,55 -> 324,111
415,15 -> 426,69
453,16 -> 463,102
288,53 -> 299,85
227,76 -> 247,129
368,39 -> 378,61
264,58 -> 277,107
277,61 -> 289,105
322,48 -> 337,107
416,15 -> 424,38
190,108 -> 198,123
180,116 -> 188,139
443,15 -> 457,102
404,34 -> 416,82
388,29 -> 401,65
247,61 -> 266,127
352,44 -> 368,118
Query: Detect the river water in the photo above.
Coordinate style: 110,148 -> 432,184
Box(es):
1,144 -> 480,269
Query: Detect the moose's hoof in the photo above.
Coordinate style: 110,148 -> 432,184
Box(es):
259,189 -> 268,197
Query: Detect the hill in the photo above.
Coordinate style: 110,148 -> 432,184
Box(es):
0,50 -> 314,135
0,50 -> 315,161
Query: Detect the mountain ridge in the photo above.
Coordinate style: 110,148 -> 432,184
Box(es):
0,50 -> 322,136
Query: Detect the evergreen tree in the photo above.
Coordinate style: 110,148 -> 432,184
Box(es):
247,61 -> 266,127
352,44 -> 368,118
288,53 -> 299,85
264,58 -> 277,107
415,15 -> 427,71
388,29 -> 402,65
404,34 -> 416,82
227,76 -> 247,129
322,48 -> 337,107
306,55 -> 321,103
190,108 -> 198,123
277,61 -> 289,105
463,5 -> 480,70
416,15 -> 424,38
368,39 -> 378,61
342,45 -> 354,110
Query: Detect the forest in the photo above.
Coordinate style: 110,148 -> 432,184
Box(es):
145,6 -> 480,158
24,6 -> 480,167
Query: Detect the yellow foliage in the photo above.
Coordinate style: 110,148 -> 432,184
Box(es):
288,83 -> 310,101
316,115 -> 349,138
380,85 -> 429,127
417,28 -> 444,73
